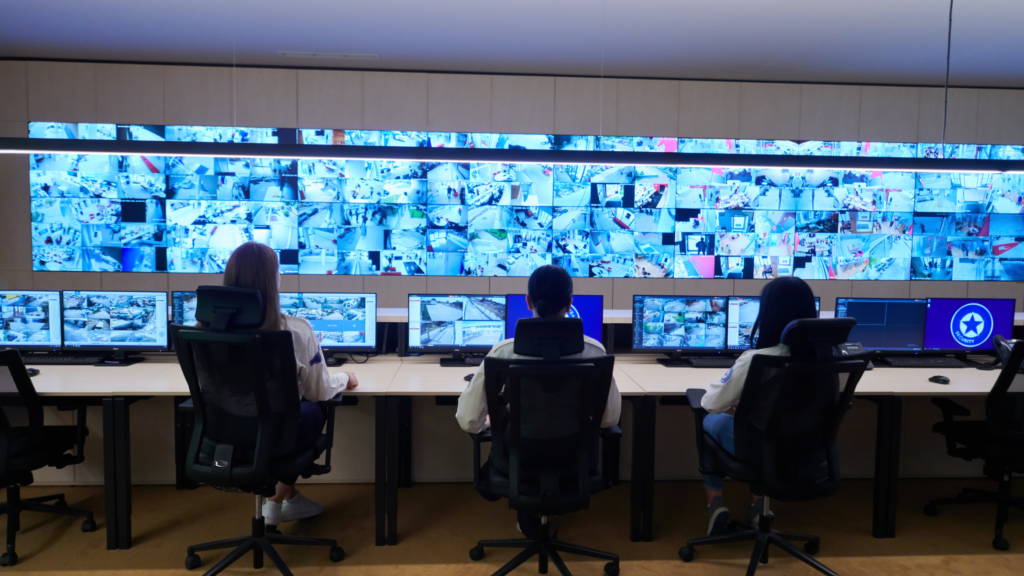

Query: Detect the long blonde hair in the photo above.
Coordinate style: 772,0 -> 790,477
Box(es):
223,242 -> 284,330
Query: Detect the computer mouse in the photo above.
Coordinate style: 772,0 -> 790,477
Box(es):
464,373 -> 474,382
26,368 -> 40,377
928,375 -> 950,385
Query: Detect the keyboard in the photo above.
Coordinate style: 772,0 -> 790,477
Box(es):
689,357 -> 736,368
882,356 -> 966,368
23,354 -> 106,366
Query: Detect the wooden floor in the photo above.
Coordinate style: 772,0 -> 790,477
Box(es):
2,479 -> 1022,575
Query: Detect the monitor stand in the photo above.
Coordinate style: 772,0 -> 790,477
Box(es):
656,352 -> 691,367
440,352 -> 483,367
954,353 -> 1000,371
95,351 -> 146,367
325,354 -> 348,367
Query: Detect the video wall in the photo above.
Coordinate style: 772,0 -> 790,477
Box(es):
26,123 -> 1024,280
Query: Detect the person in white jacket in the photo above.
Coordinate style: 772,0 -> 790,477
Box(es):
699,277 -> 817,537
220,242 -> 359,526
456,265 -> 621,537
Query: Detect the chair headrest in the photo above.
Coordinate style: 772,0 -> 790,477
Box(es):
781,318 -> 856,358
512,318 -> 585,361
196,286 -> 265,331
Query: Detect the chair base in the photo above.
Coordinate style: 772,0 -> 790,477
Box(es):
0,486 -> 95,567
925,479 -> 1024,551
185,497 -> 342,576
469,520 -> 619,576
680,516 -> 833,576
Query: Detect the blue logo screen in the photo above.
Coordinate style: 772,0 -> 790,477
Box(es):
505,294 -> 603,344
924,298 -> 1014,351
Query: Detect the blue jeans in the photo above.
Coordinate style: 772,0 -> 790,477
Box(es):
702,413 -> 735,491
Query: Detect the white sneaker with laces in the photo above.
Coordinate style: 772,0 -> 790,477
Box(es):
280,492 -> 325,523
262,499 -> 282,526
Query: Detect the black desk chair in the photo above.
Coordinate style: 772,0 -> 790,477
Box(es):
173,286 -> 344,576
468,318 -> 620,576
681,318 -> 866,576
924,335 -> 1024,551
0,349 -> 95,567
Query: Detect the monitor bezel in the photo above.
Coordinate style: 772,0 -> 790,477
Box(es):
0,289 -> 64,353
280,291 -> 379,354
922,297 -> 1016,355
61,290 -> 170,353
725,295 -> 822,351
833,296 -> 930,354
407,293 -> 507,354
630,294 -> 730,355
504,293 -> 604,345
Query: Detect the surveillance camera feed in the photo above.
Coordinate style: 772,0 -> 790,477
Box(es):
726,296 -> 821,350
171,291 -> 198,326
26,124 -> 1024,282
408,294 -> 506,349
279,292 -> 377,350
63,291 -> 168,349
0,290 -> 63,349
632,295 -> 727,350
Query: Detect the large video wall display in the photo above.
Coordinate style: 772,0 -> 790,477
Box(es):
24,123 -> 1024,280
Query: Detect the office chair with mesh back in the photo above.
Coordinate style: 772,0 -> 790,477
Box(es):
0,348 -> 95,567
468,318 -> 620,576
173,286 -> 343,576
681,318 -> 866,576
924,335 -> 1024,551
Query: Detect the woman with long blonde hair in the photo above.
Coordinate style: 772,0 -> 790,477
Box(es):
222,242 -> 359,526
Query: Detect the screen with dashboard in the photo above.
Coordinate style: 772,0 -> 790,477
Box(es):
0,290 -> 63,350
505,294 -> 603,343
63,290 -> 168,349
25,123 -> 1024,281
407,294 -> 506,351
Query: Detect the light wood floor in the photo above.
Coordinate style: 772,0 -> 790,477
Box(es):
2,479 -> 1022,575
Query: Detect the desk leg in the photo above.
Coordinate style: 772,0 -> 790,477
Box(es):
386,396 -> 402,545
113,397 -> 132,549
173,396 -> 197,491
885,397 -> 902,538
102,399 -> 118,550
628,397 -> 645,543
374,396 -> 387,547
868,396 -> 901,539
399,396 -> 413,487
642,396 -> 656,542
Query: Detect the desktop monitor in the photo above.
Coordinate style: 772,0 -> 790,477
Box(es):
62,290 -> 169,360
726,296 -> 821,350
0,290 -> 63,352
631,295 -> 728,357
171,291 -> 198,326
505,294 -> 603,344
279,292 -> 377,353
924,298 -> 1015,354
407,294 -> 506,365
834,298 -> 928,352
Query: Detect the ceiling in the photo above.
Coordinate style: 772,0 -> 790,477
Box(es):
1,0 -> 1022,88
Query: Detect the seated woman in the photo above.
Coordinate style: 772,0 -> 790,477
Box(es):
220,242 -> 360,526
456,264 -> 622,537
700,276 -> 818,535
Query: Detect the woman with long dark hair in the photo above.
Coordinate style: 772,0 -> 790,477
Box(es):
700,277 -> 817,536
221,242 -> 360,527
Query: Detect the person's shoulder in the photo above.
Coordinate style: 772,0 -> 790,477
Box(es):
487,338 -> 516,357
283,314 -> 314,333
582,336 -> 607,354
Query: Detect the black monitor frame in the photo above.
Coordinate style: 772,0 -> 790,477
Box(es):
0,290 -> 63,353
407,293 -> 507,367
834,297 -> 929,355
61,289 -> 170,364
630,294 -> 731,365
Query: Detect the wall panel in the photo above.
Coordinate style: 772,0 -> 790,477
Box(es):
738,83 -> 801,140
27,61 -> 96,122
234,68 -> 298,128
678,81 -> 741,139
918,87 -> 978,144
976,89 -> 1024,145
554,77 -> 617,136
362,72 -> 428,131
163,66 -> 233,126
427,74 -> 491,133
0,155 -> 32,271
297,70 -> 363,129
95,64 -> 164,125
858,86 -> 920,142
0,61 -> 28,122
616,79 -> 679,137
799,84 -> 860,141
491,76 -> 555,135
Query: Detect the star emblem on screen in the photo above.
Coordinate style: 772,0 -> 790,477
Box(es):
959,313 -> 984,337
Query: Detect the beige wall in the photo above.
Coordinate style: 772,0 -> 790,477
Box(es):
2,60 -> 1023,484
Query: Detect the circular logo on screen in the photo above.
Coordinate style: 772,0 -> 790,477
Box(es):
950,303 -> 993,348
567,304 -> 581,319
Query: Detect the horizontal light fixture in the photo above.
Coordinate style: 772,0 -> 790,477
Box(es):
1,137 -> 1022,174
278,51 -> 379,60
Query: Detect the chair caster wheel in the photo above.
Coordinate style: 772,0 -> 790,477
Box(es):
81,518 -> 97,532
679,547 -> 694,562
804,541 -> 820,555
469,545 -> 484,561
184,554 -> 201,570
0,552 -> 17,567
330,547 -> 345,562
923,504 -> 938,517
604,561 -> 619,576
993,537 -> 1009,551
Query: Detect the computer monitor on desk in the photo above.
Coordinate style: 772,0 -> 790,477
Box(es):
923,298 -> 1014,356
63,290 -> 169,365
726,296 -> 820,350
0,290 -> 63,353
171,291 -> 199,327
834,297 -> 928,353
506,294 -> 603,344
407,294 -> 506,366
280,292 -> 377,361
631,295 -> 728,366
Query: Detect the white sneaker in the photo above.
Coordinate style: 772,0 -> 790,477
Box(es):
262,499 -> 282,526
280,492 -> 325,523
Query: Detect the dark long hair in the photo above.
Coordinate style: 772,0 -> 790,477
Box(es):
750,277 -> 817,349
527,265 -> 573,318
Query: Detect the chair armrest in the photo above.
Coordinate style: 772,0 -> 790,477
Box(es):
686,389 -> 708,414
685,389 -> 712,476
931,397 -> 971,419
320,392 -> 347,408
469,428 -> 492,488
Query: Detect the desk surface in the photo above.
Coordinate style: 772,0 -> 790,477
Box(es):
28,353 -> 1010,398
